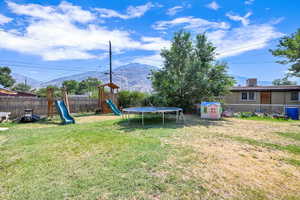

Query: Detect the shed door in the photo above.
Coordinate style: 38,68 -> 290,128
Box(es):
260,92 -> 271,104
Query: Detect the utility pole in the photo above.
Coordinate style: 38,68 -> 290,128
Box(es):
109,41 -> 113,93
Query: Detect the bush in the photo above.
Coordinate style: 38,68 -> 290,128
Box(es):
144,94 -> 168,107
240,112 -> 253,118
118,90 -> 149,108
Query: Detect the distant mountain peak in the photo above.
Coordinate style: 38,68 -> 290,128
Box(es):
12,73 -> 41,87
41,63 -> 157,92
17,62 -> 272,91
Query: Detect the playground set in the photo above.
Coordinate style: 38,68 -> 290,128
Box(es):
46,81 -> 121,125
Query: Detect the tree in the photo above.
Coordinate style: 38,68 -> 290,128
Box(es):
62,80 -> 79,94
272,77 -> 297,85
35,85 -> 61,97
77,77 -> 101,95
151,31 -> 234,109
0,66 -> 15,88
270,29 -> 300,77
12,83 -> 31,92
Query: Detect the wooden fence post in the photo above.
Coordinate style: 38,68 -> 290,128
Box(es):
47,88 -> 54,118
62,87 -> 70,113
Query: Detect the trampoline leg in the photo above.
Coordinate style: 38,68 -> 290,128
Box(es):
128,113 -> 130,124
142,112 -> 144,126
181,112 -> 185,123
162,112 -> 165,125
176,111 -> 179,123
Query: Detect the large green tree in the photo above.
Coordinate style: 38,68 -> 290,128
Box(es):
12,83 -> 31,92
151,31 -> 234,109
270,29 -> 300,77
0,66 -> 15,88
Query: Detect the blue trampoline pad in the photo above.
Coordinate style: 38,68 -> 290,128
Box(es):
122,107 -> 182,113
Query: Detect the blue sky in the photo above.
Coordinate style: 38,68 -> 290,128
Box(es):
0,0 -> 299,82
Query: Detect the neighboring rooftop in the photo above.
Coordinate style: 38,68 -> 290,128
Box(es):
231,78 -> 300,91
0,87 -> 37,97
231,85 -> 300,91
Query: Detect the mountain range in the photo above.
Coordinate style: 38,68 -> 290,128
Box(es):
12,73 -> 42,87
12,63 -> 272,92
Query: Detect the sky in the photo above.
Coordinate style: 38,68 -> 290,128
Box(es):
0,0 -> 299,82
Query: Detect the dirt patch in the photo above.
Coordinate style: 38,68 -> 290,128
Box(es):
75,115 -> 120,124
164,116 -> 300,199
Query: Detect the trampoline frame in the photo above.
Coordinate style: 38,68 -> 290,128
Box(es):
122,107 -> 185,126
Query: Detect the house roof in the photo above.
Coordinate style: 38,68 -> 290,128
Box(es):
0,88 -> 17,95
0,87 -> 37,97
231,85 -> 300,92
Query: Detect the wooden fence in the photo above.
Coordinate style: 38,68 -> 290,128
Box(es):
0,96 -> 98,118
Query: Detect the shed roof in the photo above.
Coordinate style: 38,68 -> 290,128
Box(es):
230,85 -> 300,92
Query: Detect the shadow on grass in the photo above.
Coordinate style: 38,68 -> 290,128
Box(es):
34,118 -> 61,125
116,114 -> 230,132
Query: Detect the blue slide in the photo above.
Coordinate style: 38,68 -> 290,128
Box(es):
106,99 -> 122,116
55,100 -> 75,124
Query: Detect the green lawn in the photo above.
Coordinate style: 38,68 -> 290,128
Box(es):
1,115 -> 300,200
238,116 -> 296,122
0,118 -> 202,200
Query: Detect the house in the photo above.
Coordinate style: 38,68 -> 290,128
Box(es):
223,78 -> 300,113
0,87 -> 37,97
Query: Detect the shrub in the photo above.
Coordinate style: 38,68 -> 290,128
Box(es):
118,90 -> 149,108
144,94 -> 168,107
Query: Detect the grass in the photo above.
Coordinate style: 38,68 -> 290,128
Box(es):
285,158 -> 300,167
0,117 -> 205,200
1,115 -> 300,199
238,116 -> 296,122
277,132 -> 300,141
224,135 -> 300,155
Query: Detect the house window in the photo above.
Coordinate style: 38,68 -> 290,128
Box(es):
291,91 -> 299,101
241,92 -> 256,101
241,92 -> 248,100
248,92 -> 255,100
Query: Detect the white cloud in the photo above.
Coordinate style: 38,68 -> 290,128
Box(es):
226,12 -> 252,26
0,1 -> 283,66
133,54 -> 163,67
138,24 -> 282,67
140,37 -> 170,51
206,1 -> 220,11
95,2 -> 154,19
245,0 -> 255,5
0,1 -> 168,61
0,14 -> 12,25
207,24 -> 283,58
8,1 -> 95,23
166,6 -> 184,16
153,16 -> 230,32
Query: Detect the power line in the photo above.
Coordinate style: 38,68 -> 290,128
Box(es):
0,59 -> 104,71
0,62 -> 105,72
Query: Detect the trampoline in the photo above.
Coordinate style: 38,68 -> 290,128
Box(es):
122,107 -> 184,126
